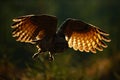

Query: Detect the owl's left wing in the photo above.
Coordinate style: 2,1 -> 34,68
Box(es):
57,18 -> 111,53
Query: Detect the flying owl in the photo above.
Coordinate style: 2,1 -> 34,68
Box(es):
11,14 -> 111,60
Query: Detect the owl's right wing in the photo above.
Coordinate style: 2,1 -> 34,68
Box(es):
11,14 -> 57,44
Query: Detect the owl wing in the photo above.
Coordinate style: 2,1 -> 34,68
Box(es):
11,14 -> 57,44
57,18 -> 111,53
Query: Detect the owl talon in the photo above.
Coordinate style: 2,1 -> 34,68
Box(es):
48,52 -> 54,61
32,49 -> 42,59
49,56 -> 54,61
32,52 -> 39,59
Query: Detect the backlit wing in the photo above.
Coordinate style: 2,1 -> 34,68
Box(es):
11,14 -> 57,43
57,18 -> 111,53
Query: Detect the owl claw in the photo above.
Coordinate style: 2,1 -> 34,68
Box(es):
32,52 -> 39,59
49,56 -> 54,61
32,50 -> 42,59
48,52 -> 54,61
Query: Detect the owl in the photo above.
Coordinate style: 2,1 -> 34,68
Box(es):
11,14 -> 111,60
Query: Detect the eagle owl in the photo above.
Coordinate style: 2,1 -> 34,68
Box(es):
11,14 -> 111,60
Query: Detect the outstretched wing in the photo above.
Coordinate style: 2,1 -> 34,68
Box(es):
11,14 -> 57,43
57,18 -> 111,53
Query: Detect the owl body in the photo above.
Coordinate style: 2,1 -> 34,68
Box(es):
35,34 -> 68,53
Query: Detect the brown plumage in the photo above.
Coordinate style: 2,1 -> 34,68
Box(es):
11,14 -> 111,60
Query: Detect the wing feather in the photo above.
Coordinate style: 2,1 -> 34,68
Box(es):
57,18 -> 111,53
11,14 -> 57,43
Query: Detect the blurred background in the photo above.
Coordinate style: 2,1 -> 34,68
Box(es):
0,0 -> 120,80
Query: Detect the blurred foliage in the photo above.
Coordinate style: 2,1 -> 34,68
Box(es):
0,0 -> 120,80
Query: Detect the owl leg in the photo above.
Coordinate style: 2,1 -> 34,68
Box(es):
48,52 -> 54,61
32,48 -> 42,59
